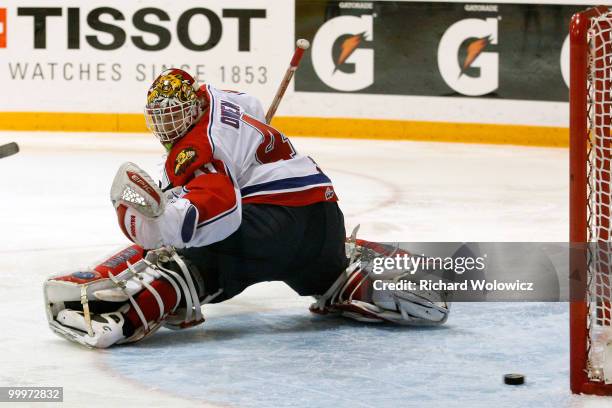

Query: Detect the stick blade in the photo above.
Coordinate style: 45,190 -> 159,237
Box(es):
0,142 -> 19,159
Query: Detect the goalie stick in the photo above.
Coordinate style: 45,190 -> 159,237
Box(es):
265,39 -> 310,124
0,142 -> 19,159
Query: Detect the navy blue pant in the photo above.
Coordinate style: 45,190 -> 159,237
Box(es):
180,202 -> 349,302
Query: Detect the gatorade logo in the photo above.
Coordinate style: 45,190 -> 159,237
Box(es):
560,34 -> 570,87
0,9 -> 6,48
311,15 -> 374,91
438,17 -> 499,96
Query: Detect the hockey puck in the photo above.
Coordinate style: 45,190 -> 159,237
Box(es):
504,374 -> 525,385
0,142 -> 19,159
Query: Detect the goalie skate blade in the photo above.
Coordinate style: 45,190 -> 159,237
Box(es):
503,373 -> 525,385
0,142 -> 19,159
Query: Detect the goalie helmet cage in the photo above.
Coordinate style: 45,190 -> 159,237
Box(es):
570,5 -> 612,395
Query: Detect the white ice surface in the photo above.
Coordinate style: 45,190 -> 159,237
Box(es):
0,131 -> 606,407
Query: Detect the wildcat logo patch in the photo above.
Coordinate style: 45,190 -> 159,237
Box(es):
175,148 -> 197,176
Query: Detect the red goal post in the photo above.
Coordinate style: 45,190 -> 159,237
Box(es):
570,5 -> 612,395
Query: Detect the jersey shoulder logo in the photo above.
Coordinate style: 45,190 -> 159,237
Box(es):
175,147 -> 198,176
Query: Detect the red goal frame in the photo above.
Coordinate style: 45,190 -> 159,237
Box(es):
570,5 -> 612,396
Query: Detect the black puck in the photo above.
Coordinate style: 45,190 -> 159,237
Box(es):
504,374 -> 525,385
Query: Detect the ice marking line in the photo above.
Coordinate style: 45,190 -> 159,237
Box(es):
326,167 -> 402,217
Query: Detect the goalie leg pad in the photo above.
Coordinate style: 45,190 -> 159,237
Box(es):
310,262 -> 449,325
44,245 -> 222,348
310,233 -> 450,326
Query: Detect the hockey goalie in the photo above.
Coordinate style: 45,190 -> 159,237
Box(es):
43,69 -> 450,348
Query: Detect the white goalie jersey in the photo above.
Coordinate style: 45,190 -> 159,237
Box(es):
116,85 -> 338,249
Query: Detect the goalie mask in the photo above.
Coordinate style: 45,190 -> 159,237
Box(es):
144,68 -> 204,144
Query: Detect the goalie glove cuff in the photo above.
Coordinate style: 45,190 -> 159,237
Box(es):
116,199 -> 199,249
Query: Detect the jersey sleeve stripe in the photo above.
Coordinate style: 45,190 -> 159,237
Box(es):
242,186 -> 337,206
240,173 -> 332,197
161,166 -> 172,191
205,85 -> 216,155
197,202 -> 239,228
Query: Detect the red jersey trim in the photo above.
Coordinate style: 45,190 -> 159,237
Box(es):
242,185 -> 338,207
183,172 -> 238,224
